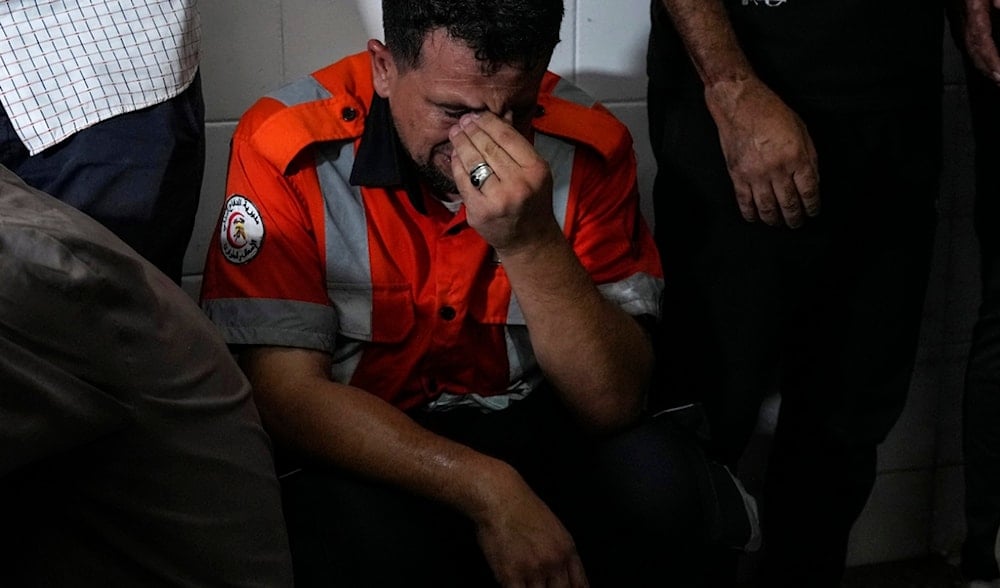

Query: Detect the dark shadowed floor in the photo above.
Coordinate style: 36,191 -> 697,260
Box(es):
841,555 -> 965,587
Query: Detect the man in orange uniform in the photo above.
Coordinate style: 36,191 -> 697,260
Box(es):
201,1 -> 758,585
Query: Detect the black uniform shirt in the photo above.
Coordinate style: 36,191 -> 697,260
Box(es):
648,0 -> 944,111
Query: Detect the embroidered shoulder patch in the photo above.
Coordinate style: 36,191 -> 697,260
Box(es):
219,194 -> 265,264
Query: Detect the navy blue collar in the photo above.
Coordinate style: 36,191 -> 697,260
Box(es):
349,94 -> 426,213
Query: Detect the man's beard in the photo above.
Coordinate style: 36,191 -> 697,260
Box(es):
417,160 -> 458,198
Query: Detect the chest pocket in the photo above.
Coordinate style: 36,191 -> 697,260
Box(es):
327,281 -> 415,343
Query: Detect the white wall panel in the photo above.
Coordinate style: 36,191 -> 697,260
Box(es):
284,0 -> 372,82
200,0 -> 283,121
575,0 -> 649,102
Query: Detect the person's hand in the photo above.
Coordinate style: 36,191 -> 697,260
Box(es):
704,76 -> 820,228
472,469 -> 589,588
962,0 -> 1000,84
448,112 -> 562,255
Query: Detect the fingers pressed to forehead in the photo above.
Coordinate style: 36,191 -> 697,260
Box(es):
458,112 -> 537,167
465,112 -> 529,148
449,115 -> 516,179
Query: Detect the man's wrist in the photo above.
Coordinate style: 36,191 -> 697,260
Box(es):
460,458 -> 526,525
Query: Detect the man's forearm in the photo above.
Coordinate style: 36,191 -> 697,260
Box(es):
660,0 -> 755,87
241,346 -> 587,586
498,229 -> 651,433
961,0 -> 1000,82
658,0 -> 821,228
240,347 -> 520,521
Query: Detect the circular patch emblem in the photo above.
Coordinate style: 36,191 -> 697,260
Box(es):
219,194 -> 264,264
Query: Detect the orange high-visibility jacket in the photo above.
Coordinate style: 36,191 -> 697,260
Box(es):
201,52 -> 663,412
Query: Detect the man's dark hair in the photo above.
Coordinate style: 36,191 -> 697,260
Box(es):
382,0 -> 564,74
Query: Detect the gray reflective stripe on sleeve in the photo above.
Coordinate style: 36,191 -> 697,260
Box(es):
500,133 -> 572,392
534,133 -> 574,231
266,75 -> 333,106
551,77 -> 597,108
495,134 -> 574,408
504,132 -> 576,324
598,272 -> 665,319
314,141 -> 374,341
202,297 -> 337,351
505,324 -> 536,384
330,340 -> 364,385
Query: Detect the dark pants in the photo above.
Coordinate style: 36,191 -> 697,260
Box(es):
648,83 -> 941,587
962,24 -> 1000,581
0,74 -> 205,285
279,391 -> 750,587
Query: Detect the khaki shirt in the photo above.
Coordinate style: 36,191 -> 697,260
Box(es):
0,165 -> 293,586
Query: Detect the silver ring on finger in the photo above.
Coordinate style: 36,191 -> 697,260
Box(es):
469,162 -> 494,189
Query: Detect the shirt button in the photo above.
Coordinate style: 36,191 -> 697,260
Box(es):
439,306 -> 457,320
341,107 -> 358,121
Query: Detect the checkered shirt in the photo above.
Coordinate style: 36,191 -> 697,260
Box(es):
0,0 -> 199,154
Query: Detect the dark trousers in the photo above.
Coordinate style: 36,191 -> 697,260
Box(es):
279,391 -> 749,587
648,83 -> 941,587
0,74 -> 205,285
962,26 -> 1000,581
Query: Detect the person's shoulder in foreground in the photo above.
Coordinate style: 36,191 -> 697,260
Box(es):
0,165 -> 293,587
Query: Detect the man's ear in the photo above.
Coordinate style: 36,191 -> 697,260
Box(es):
368,39 -> 395,98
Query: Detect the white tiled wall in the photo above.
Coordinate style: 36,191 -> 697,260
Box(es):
187,0 -> 974,568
